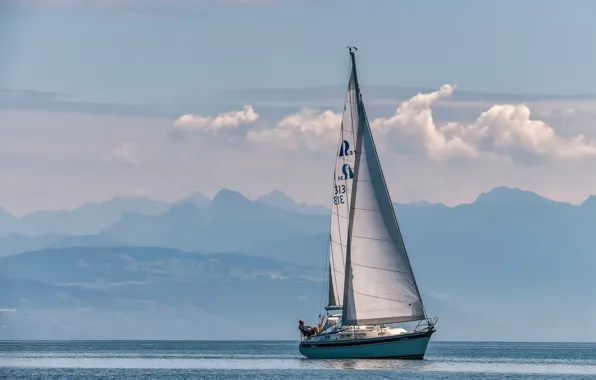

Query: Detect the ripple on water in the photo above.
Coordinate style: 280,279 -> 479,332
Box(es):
1,341 -> 596,377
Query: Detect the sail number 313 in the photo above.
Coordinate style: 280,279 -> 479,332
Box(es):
334,185 -> 346,205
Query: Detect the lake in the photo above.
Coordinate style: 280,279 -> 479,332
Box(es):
1,340 -> 596,379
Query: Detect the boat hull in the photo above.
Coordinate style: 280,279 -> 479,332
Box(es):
299,330 -> 433,359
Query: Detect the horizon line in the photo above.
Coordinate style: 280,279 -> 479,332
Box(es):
1,185 -> 593,218
1,339 -> 594,344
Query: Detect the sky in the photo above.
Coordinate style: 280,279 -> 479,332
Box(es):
2,0 -> 596,215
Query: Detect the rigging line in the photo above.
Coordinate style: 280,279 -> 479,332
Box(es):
329,239 -> 347,247
330,155 -> 344,306
351,206 -> 386,212
329,232 -> 341,306
352,290 -> 414,304
330,213 -> 349,220
329,170 -> 343,306
319,234 -> 330,314
329,185 -> 341,307
326,162 -> 339,309
350,235 -> 395,243
351,262 -> 409,274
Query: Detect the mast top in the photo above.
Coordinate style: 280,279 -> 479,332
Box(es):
347,46 -> 360,94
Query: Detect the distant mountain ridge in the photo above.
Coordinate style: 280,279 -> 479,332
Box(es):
0,196 -> 171,237
0,186 -> 595,261
256,190 -> 328,215
0,189 -> 328,239
100,189 -> 329,264
0,186 -> 589,239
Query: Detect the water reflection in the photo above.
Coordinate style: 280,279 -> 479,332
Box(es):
2,356 -> 596,375
297,358 -> 426,371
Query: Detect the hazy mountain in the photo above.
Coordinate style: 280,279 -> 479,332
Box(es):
174,191 -> 210,208
0,233 -> 126,258
256,190 -> 328,215
394,187 -> 596,300
1,241 -> 595,341
0,207 -> 18,235
0,247 -> 323,340
5,185 -> 596,272
47,234 -> 123,249
18,196 -> 171,236
0,234 -> 66,258
0,196 -> 171,237
0,189 -> 317,238
101,190 -> 329,264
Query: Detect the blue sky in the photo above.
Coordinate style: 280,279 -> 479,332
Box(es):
2,0 -> 596,104
2,0 -> 596,215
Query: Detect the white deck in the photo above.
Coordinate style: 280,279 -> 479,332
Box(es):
305,324 -> 410,343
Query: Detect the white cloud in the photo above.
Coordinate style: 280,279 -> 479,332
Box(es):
251,84 -> 596,162
371,85 -> 596,162
103,142 -> 141,165
247,108 -> 341,150
247,84 -> 596,161
173,105 -> 259,132
371,84 -> 479,161
467,104 -> 596,161
4,92 -> 596,216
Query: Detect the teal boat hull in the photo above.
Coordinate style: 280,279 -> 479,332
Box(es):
298,330 -> 434,359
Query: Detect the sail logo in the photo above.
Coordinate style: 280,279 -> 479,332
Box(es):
338,140 -> 354,157
337,163 -> 354,181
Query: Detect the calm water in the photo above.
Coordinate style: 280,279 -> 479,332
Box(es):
1,340 -> 596,379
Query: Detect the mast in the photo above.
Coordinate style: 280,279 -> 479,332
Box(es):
326,46 -> 360,311
340,48 -> 427,326
348,47 -> 360,93
341,46 -> 364,321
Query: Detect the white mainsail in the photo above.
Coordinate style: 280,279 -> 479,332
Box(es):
327,56 -> 359,308
334,49 -> 426,326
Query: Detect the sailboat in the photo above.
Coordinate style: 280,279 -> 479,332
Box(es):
298,47 -> 437,360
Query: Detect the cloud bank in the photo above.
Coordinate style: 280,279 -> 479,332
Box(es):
4,85 -> 595,215
173,105 -> 259,132
196,85 -> 596,163
247,108 -> 341,150
371,84 -> 596,162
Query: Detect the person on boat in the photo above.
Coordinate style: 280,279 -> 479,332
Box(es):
298,319 -> 318,337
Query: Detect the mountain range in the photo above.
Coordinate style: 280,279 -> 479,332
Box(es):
0,190 -> 329,260
1,186 -> 596,341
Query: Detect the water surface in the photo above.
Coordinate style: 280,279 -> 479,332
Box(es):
1,340 -> 596,379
